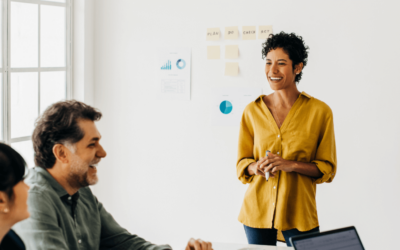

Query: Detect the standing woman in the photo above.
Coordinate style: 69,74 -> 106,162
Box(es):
236,32 -> 337,246
0,143 -> 30,250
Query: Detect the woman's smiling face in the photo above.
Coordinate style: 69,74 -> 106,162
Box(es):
265,47 -> 302,91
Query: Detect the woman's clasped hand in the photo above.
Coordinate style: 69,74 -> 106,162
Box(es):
255,153 -> 294,178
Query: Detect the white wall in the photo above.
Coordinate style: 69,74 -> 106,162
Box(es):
91,0 -> 400,249
73,0 -> 94,105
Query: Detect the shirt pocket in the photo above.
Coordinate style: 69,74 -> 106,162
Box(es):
287,131 -> 319,162
255,133 -> 277,159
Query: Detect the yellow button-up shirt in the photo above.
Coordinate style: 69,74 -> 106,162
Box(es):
237,92 -> 337,241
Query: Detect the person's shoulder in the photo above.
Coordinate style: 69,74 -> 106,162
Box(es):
79,187 -> 101,206
303,92 -> 333,116
24,168 -> 62,211
79,187 -> 95,199
25,168 -> 53,195
311,97 -> 332,112
243,95 -> 264,113
0,230 -> 25,250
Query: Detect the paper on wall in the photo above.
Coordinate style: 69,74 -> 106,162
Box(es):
258,25 -> 273,39
242,26 -> 256,40
225,45 -> 239,59
206,28 -> 220,41
211,87 -> 262,126
156,48 -> 191,100
225,62 -> 239,76
225,26 -> 239,40
207,46 -> 220,59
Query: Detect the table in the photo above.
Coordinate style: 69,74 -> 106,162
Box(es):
211,242 -> 293,250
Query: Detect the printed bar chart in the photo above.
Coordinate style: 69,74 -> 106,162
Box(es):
161,60 -> 171,70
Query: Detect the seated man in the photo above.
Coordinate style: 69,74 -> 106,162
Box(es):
13,100 -> 212,250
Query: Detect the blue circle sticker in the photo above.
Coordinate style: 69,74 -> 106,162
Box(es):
220,100 -> 233,114
176,59 -> 186,69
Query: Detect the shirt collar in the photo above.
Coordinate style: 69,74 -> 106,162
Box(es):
301,91 -> 312,98
62,191 -> 80,204
33,167 -> 74,198
255,91 -> 312,102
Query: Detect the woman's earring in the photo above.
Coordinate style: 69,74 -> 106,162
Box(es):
3,208 -> 9,213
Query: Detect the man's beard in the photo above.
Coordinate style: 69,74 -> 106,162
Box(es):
67,153 -> 99,189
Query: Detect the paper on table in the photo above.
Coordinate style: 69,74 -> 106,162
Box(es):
258,25 -> 273,39
225,26 -> 239,40
225,45 -> 239,59
242,26 -> 256,40
206,28 -> 220,41
225,62 -> 239,76
207,46 -> 220,59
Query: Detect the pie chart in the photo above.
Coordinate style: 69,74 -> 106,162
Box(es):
220,100 -> 233,114
176,59 -> 186,69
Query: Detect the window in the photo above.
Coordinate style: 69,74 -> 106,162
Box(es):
0,0 -> 71,167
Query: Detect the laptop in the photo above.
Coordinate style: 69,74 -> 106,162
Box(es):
290,226 -> 365,250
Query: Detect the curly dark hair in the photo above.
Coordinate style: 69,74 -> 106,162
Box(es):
32,100 -> 102,169
0,143 -> 26,200
262,31 -> 309,83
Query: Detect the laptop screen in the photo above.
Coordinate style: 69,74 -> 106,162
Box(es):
292,228 -> 363,250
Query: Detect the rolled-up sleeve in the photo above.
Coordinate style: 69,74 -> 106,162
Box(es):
237,109 -> 256,184
312,110 -> 337,184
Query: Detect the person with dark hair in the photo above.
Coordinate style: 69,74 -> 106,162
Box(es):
236,32 -> 337,246
0,143 -> 29,250
12,100 -> 212,250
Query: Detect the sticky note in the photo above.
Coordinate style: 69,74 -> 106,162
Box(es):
225,45 -> 239,59
206,28 -> 220,41
207,46 -> 220,59
225,26 -> 238,40
225,62 -> 239,76
242,26 -> 256,40
258,25 -> 273,39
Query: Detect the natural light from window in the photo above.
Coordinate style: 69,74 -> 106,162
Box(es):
1,0 -> 71,168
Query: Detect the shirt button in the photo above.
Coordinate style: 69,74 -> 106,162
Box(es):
277,152 -> 280,155
278,135 -> 280,138
332,173 -> 334,176
78,239 -> 82,244
273,186 -> 276,189
273,202 -> 275,205
68,197 -> 72,200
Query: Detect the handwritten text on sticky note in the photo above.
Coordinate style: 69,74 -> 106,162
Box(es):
225,26 -> 238,40
206,28 -> 220,41
258,25 -> 273,39
242,26 -> 256,40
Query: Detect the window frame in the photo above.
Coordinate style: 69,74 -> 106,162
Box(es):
0,0 -> 72,145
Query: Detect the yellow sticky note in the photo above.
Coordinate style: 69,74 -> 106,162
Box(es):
242,26 -> 256,40
225,45 -> 239,59
206,28 -> 220,41
207,46 -> 220,59
225,62 -> 239,76
225,26 -> 238,40
259,25 -> 273,39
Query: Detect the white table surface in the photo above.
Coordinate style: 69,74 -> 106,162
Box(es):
210,242 -> 293,250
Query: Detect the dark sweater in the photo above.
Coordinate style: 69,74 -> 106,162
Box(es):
0,230 -> 25,250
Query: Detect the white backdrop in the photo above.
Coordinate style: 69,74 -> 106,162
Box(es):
91,0 -> 400,249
